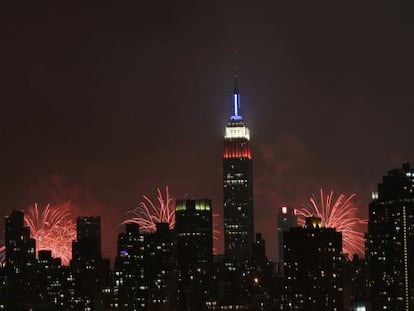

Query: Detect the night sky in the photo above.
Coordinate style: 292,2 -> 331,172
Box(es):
1,1 -> 414,261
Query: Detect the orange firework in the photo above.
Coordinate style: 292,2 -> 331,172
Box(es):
122,188 -> 221,252
295,189 -> 367,259
122,187 -> 175,233
25,203 -> 76,265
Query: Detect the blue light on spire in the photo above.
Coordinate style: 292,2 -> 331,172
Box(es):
231,93 -> 242,120
231,74 -> 242,121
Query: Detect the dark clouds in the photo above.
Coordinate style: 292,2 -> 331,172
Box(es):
1,1 -> 414,261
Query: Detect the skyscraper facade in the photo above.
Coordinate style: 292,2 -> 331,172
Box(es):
71,216 -> 110,309
175,199 -> 213,266
145,223 -> 179,310
276,206 -> 297,275
283,217 -> 344,310
5,210 -> 35,269
223,77 -> 254,263
366,163 -> 414,310
4,210 -> 37,309
114,223 -> 146,310
175,199 -> 213,309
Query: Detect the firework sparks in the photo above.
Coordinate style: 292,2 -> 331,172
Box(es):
0,246 -> 4,266
295,189 -> 367,259
122,187 -> 175,233
25,203 -> 76,266
122,188 -> 221,252
212,213 -> 221,255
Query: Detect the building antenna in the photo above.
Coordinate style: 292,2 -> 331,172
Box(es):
233,49 -> 239,93
232,49 -> 242,120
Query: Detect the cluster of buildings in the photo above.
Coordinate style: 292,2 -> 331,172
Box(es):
1,81 -> 414,310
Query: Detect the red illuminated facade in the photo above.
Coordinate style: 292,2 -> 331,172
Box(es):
223,129 -> 252,159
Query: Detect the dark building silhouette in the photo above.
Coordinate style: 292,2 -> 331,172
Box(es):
5,210 -> 35,269
248,233 -> 278,310
4,210 -> 37,309
175,199 -> 213,310
72,216 -> 102,261
366,163 -> 414,310
276,206 -> 297,275
223,77 -> 254,263
35,250 -> 74,309
114,223 -> 146,310
343,254 -> 368,311
71,216 -> 110,309
145,223 -> 178,311
283,217 -> 343,310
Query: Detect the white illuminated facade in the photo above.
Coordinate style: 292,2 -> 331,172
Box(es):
224,124 -> 250,140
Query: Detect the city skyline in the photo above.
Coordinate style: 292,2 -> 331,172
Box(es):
2,2 -> 414,262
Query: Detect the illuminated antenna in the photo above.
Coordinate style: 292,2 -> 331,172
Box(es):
231,49 -> 242,121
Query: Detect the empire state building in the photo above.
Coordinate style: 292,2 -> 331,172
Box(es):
223,77 -> 254,263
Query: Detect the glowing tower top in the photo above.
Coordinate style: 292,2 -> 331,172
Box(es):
223,74 -> 254,263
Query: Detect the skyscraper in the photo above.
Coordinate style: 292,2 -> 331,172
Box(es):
175,199 -> 213,309
145,223 -> 179,310
71,216 -> 110,309
223,76 -> 254,263
175,199 -> 213,266
72,216 -> 102,262
283,217 -> 344,310
114,223 -> 146,310
366,163 -> 414,310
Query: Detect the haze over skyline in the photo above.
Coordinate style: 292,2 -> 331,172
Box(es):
1,1 -> 414,260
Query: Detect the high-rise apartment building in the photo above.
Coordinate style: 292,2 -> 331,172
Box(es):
283,217 -> 343,310
4,210 -> 37,309
366,163 -> 414,310
145,223 -> 179,310
114,223 -> 146,310
71,216 -> 110,309
223,77 -> 254,263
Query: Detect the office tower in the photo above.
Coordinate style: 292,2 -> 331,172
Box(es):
366,163 -> 414,310
284,217 -> 343,310
276,206 -> 297,275
175,199 -> 213,309
114,223 -> 146,310
175,199 -> 213,266
71,216 -> 110,309
145,223 -> 178,311
223,76 -> 254,263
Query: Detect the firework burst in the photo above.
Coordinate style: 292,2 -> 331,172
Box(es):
25,203 -> 76,265
122,188 -> 222,253
122,187 -> 175,233
295,189 -> 367,259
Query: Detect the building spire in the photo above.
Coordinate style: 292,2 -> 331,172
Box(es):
231,49 -> 242,120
